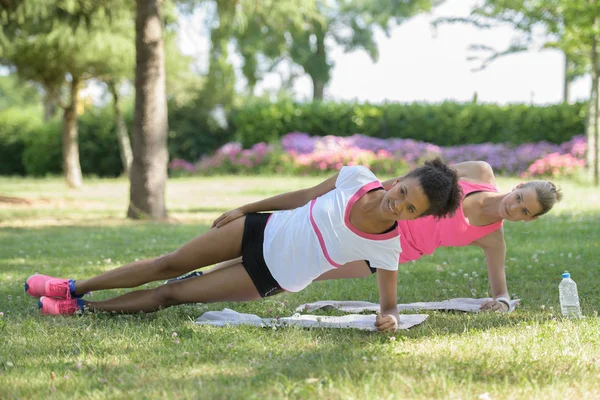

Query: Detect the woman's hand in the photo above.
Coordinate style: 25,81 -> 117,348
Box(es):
375,312 -> 399,332
212,208 -> 246,228
480,299 -> 509,312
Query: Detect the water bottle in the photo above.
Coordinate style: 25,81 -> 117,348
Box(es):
559,271 -> 581,318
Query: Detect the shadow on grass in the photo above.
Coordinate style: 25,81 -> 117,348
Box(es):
168,206 -> 231,213
2,313 -> 594,398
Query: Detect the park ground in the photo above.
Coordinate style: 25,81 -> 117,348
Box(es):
1,175 -> 599,399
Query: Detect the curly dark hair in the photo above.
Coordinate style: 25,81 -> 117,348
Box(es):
404,157 -> 462,219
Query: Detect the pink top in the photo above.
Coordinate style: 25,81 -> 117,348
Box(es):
397,180 -> 503,263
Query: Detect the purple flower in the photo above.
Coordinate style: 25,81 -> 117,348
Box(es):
172,131 -> 586,177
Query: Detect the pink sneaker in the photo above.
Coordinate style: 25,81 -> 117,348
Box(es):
39,296 -> 84,315
25,274 -> 78,299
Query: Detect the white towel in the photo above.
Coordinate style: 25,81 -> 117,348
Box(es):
195,308 -> 428,331
295,297 -> 520,313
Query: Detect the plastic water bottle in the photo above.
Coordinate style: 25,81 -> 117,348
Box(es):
559,271 -> 581,318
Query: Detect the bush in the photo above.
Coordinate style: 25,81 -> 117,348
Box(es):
521,153 -> 586,179
0,108 -> 43,175
168,101 -> 236,162
230,101 -> 586,148
78,106 -> 127,177
22,119 -> 62,176
173,133 -> 587,178
182,138 -> 411,177
22,106 -> 131,177
0,99 -> 587,177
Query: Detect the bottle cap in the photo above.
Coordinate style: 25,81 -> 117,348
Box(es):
562,272 -> 570,279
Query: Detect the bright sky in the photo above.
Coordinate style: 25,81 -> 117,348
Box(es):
177,0 -> 591,105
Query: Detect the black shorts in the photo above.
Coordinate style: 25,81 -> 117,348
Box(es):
241,213 -> 283,298
366,260 -> 377,274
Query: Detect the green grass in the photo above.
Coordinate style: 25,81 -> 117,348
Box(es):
1,175 -> 599,399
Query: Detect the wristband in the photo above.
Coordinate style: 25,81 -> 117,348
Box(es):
496,297 -> 510,310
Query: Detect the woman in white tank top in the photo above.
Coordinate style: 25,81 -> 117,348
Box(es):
25,159 -> 461,332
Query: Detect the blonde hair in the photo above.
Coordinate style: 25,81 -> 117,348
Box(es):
521,180 -> 563,217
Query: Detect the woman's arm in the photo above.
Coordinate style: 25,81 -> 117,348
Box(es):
374,268 -> 400,331
473,229 -> 510,311
213,173 -> 339,228
380,161 -> 495,191
451,161 -> 496,185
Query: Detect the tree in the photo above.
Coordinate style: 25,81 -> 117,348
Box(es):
189,0 -> 317,111
0,73 -> 41,109
435,0 -> 600,186
127,0 -> 169,219
233,0 -> 443,100
0,0 -> 135,188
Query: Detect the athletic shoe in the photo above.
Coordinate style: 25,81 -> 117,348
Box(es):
39,296 -> 84,315
164,270 -> 203,284
25,274 -> 79,299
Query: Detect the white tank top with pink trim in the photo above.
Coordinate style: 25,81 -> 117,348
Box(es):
263,166 -> 401,292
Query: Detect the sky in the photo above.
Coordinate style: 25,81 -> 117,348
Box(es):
177,0 -> 591,105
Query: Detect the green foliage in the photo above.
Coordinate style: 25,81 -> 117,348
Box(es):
0,107 -> 42,175
78,106 -> 129,177
0,100 -> 586,177
167,100 -> 236,162
19,105 -> 134,177
0,0 -> 133,86
22,119 -> 62,176
435,1 -> 600,82
232,0 -> 439,99
0,74 -> 41,109
230,100 -> 586,148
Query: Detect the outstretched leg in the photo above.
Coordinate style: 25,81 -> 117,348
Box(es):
314,260 -> 372,281
73,217 -> 246,295
84,262 -> 260,313
203,258 -> 372,281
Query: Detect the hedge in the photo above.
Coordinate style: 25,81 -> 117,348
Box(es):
230,101 -> 586,148
0,100 -> 587,177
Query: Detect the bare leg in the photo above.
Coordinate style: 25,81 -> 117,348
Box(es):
203,258 -> 372,281
84,263 -> 260,314
73,217 -> 246,295
202,257 -> 243,274
314,260 -> 372,281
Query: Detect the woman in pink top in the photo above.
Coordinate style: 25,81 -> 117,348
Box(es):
194,161 -> 562,313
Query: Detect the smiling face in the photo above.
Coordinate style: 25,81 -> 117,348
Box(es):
499,186 -> 543,222
381,177 -> 431,221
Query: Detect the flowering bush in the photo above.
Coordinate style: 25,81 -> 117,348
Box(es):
289,147 -> 408,176
195,142 -> 280,174
169,133 -> 587,179
282,132 -> 440,166
168,159 -> 197,176
521,153 -> 586,178
560,135 -> 587,158
440,141 -> 566,175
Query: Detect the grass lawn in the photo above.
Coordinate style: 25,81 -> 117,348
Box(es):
1,175 -> 599,399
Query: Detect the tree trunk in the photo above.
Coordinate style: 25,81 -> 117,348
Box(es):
128,0 -> 168,219
312,79 -> 325,101
587,85 -> 597,178
62,77 -> 83,189
312,32 -> 327,101
589,34 -> 600,186
563,53 -> 572,104
43,84 -> 61,122
108,81 -> 133,177
594,76 -> 600,187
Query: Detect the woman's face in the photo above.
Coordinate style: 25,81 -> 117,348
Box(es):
500,186 -> 543,222
381,177 -> 430,221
